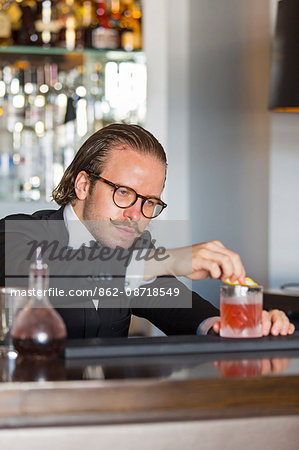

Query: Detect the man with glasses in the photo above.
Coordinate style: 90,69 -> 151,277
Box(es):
0,123 -> 294,338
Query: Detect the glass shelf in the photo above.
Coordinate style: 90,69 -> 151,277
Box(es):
0,44 -> 147,204
0,45 -> 144,61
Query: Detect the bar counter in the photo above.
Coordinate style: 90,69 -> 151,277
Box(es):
1,334 -> 299,449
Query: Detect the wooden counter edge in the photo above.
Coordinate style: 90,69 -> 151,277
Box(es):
0,375 -> 299,428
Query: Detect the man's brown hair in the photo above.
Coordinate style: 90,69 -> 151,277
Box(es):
52,123 -> 167,206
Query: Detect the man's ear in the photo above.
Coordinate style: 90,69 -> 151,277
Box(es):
74,171 -> 90,200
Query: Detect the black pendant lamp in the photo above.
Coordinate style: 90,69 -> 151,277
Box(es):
269,0 -> 299,112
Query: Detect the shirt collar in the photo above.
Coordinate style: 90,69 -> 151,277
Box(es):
63,204 -> 95,249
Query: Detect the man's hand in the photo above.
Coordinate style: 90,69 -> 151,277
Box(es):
186,240 -> 246,283
212,309 -> 295,336
144,240 -> 246,283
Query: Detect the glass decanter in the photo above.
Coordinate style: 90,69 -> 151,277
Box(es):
11,249 -> 67,360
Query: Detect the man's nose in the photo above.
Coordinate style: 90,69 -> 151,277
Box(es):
122,199 -> 142,221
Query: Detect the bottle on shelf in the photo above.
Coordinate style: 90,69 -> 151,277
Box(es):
75,0 -> 94,48
119,0 -> 142,51
11,247 -> 67,360
56,0 -> 77,50
7,64 -> 26,133
24,66 -> 41,129
13,0 -> 39,46
6,1 -> 25,45
92,0 -> 120,49
0,65 -> 16,198
0,0 -> 13,46
110,0 -> 121,27
34,0 -> 61,47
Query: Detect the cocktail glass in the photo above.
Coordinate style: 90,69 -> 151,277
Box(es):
220,284 -> 263,338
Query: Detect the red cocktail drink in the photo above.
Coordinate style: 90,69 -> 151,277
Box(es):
220,285 -> 263,338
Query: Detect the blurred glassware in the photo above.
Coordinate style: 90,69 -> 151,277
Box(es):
0,286 -> 27,359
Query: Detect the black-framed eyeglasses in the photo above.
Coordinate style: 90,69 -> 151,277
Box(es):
88,172 -> 167,219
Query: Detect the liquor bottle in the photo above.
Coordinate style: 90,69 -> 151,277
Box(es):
7,65 -> 26,133
119,0 -> 142,50
75,0 -> 94,48
11,248 -> 67,360
44,62 -> 57,129
24,67 -> 39,128
92,0 -> 119,49
13,0 -> 39,46
131,0 -> 142,49
110,0 -> 121,27
108,0 -> 121,45
6,1 -> 23,45
0,1 -> 12,46
0,65 -> 16,199
90,62 -> 104,130
56,0 -> 76,50
34,0 -> 61,47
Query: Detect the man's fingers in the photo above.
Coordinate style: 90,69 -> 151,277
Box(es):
269,309 -> 292,336
214,313 -> 294,338
150,241 -> 246,283
187,260 -> 221,280
203,240 -> 226,251
212,321 -> 220,334
172,240 -> 246,282
190,253 -> 223,280
262,309 -> 295,336
200,241 -> 245,281
192,244 -> 245,282
262,310 -> 272,336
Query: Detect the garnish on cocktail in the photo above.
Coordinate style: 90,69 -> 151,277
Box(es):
224,277 -> 258,287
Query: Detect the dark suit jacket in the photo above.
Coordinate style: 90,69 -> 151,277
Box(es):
0,207 -> 219,338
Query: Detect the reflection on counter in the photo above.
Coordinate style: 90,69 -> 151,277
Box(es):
216,358 -> 290,378
1,351 -> 296,383
11,358 -> 67,382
